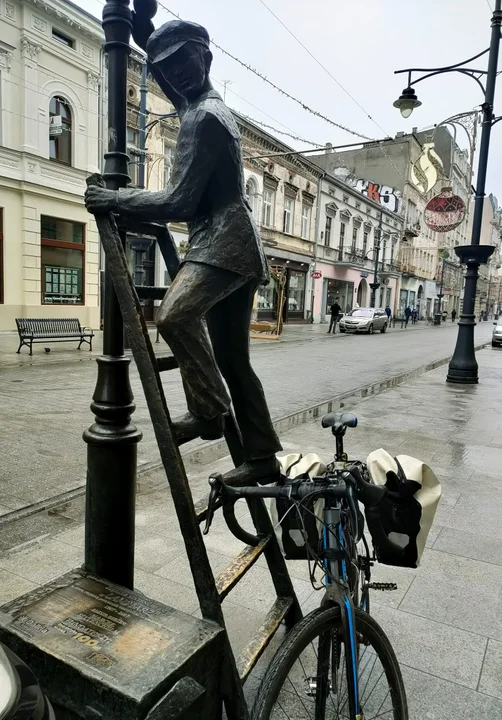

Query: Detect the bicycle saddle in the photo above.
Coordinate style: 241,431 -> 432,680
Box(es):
321,412 -> 358,434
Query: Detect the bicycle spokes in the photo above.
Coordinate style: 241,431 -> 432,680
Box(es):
268,630 -> 396,719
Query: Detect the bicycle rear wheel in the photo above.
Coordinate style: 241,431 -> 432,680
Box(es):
252,606 -> 407,720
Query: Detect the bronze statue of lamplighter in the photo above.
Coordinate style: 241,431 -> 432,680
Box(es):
85,19 -> 281,483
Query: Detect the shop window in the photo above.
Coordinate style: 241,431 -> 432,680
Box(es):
262,188 -> 275,227
324,216 -> 332,246
301,204 -> 311,239
326,279 -> 354,314
257,283 -> 274,310
41,216 -> 84,305
49,96 -> 72,165
283,198 -> 294,234
288,270 -> 305,312
0,209 -> 3,303
399,289 -> 408,314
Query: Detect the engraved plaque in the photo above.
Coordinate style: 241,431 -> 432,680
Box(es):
0,569 -> 223,719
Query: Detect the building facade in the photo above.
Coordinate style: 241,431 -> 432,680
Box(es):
312,126 -> 474,319
312,171 -> 403,322
0,0 -> 103,331
238,116 -> 322,323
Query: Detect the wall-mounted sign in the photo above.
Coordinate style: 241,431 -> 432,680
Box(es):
360,272 -> 369,278
311,271 -> 322,279
425,190 -> 466,232
332,167 -> 402,214
411,143 -> 444,194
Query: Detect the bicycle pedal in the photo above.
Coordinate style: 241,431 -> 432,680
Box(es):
366,582 -> 398,591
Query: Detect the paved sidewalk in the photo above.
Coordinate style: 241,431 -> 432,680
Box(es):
0,346 -> 501,718
0,317 -> 464,367
0,321 -> 492,514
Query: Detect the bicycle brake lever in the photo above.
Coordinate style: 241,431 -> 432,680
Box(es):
203,474 -> 223,535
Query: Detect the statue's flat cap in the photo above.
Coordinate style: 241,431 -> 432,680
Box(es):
147,20 -> 210,64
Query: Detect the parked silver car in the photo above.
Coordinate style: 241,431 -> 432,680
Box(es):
339,307 -> 389,335
492,320 -> 502,347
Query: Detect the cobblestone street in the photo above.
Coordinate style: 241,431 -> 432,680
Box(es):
0,321 -> 492,513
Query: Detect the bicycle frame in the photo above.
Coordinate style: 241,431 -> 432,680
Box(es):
317,493 -> 361,720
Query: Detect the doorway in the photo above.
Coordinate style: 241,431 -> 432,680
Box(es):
417,285 -> 424,319
357,278 -> 368,306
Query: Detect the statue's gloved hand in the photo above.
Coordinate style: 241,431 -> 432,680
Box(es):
85,187 -> 118,213
132,0 -> 157,51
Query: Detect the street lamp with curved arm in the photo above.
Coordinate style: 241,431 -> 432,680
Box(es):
392,0 -> 502,384
393,48 -> 491,117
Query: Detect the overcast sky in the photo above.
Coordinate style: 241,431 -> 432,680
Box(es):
80,0 -> 501,203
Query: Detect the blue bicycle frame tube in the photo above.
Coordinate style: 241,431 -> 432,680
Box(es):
324,505 -> 360,719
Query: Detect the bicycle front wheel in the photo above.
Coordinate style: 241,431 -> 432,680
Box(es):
252,606 -> 408,720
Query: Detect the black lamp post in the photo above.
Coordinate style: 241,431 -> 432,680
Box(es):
369,210 -> 383,308
436,258 -> 445,322
83,0 -> 141,589
393,0 -> 501,383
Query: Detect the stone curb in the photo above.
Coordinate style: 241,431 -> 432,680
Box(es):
0,340 -> 490,528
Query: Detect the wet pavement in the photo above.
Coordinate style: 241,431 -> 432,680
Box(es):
0,345 -> 501,718
0,320 -> 492,513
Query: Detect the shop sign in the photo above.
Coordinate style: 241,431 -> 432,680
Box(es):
311,271 -> 322,279
360,272 -> 369,278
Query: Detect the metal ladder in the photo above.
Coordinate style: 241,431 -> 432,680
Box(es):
89,175 -> 302,719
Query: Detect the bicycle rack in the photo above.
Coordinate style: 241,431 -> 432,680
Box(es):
91,176 -> 302,718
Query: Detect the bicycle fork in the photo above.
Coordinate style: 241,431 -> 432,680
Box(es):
317,505 -> 361,720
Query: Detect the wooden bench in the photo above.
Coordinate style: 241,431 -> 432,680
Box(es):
15,318 -> 94,356
391,316 -> 407,329
250,320 -> 280,340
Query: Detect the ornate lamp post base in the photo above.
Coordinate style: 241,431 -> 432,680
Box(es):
446,245 -> 494,384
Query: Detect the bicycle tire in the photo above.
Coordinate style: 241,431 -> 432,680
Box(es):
252,606 -> 408,720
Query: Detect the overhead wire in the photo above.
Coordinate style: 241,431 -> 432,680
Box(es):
155,0 -> 373,141
44,0 -> 413,193
256,0 -> 389,137
252,0 -> 412,188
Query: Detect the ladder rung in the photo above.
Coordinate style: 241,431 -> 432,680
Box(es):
216,537 -> 270,601
156,356 -> 179,372
237,596 -> 294,682
135,285 -> 167,301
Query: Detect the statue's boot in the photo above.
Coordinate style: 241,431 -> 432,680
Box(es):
173,412 -> 225,442
222,457 -> 280,486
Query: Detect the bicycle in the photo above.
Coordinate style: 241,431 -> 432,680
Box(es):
204,412 -> 408,720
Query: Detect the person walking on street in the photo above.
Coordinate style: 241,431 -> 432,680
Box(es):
385,305 -> 392,322
451,308 -> 457,322
328,300 -> 342,333
412,308 -> 418,325
404,306 -> 412,327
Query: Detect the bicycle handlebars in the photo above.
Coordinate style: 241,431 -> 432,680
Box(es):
204,464 -> 407,563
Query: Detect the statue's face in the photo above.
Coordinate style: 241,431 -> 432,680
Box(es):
155,43 -> 208,101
